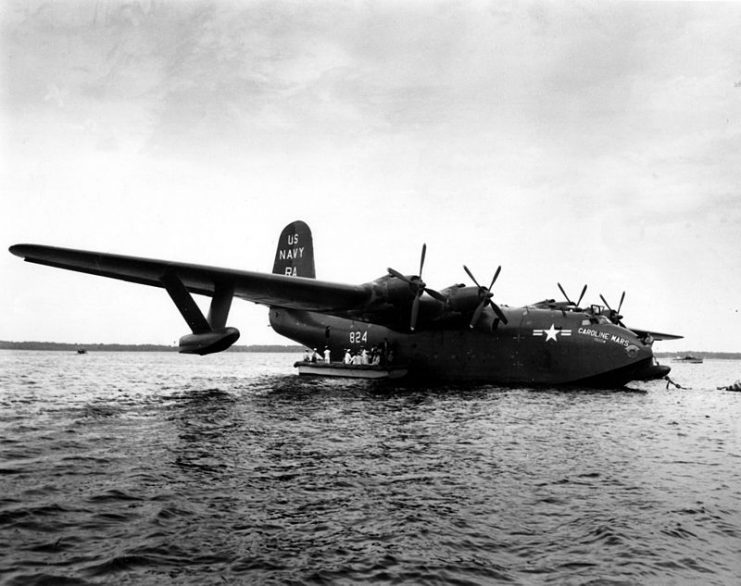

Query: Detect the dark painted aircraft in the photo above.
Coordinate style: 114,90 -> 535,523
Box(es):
9,220 -> 681,386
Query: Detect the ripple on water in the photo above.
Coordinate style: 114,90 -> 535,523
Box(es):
1,352 -> 740,584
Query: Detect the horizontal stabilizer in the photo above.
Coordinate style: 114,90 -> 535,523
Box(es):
629,327 -> 683,341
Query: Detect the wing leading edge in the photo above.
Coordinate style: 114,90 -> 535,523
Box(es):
9,244 -> 370,312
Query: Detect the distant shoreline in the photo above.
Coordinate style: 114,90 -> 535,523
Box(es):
654,352 -> 741,360
0,341 -> 738,359
0,341 -> 303,353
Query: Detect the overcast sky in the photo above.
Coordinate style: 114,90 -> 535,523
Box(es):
2,0 -> 740,351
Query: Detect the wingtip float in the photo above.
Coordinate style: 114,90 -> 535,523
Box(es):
10,220 -> 682,387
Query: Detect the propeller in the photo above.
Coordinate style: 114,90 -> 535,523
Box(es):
557,282 -> 588,308
599,291 -> 626,326
387,244 -> 445,331
463,265 -> 508,327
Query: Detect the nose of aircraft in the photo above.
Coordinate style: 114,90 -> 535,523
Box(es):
632,361 -> 671,381
624,329 -> 670,381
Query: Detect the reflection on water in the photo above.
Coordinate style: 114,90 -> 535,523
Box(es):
1,351 -> 740,584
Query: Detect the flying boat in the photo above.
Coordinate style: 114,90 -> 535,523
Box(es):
9,220 -> 681,386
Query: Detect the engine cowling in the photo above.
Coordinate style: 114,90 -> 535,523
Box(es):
444,286 -> 484,313
178,327 -> 240,355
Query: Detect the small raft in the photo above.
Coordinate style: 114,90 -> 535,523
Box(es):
294,360 -> 408,379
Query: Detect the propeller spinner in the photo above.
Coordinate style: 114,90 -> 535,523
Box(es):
463,265 -> 508,328
387,244 -> 445,331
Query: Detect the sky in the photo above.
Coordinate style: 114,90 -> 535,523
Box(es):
2,0 -> 740,351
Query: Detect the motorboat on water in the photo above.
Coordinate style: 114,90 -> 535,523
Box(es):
671,355 -> 703,364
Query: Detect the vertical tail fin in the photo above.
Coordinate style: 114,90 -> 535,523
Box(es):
273,220 -> 315,278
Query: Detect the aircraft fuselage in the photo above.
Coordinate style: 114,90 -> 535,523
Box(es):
270,305 -> 663,386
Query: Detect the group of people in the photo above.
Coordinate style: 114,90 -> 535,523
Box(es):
302,344 -> 393,367
341,346 -> 389,366
303,347 -> 330,363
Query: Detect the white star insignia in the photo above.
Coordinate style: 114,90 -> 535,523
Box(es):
544,323 -> 559,342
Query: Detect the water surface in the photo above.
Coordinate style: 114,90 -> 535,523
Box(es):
1,351 -> 740,584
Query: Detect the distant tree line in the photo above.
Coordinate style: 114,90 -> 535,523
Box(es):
0,341 -> 303,353
655,351 -> 741,360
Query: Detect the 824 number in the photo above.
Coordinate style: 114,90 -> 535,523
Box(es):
349,331 -> 368,344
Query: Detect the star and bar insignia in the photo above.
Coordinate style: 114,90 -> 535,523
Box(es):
532,323 -> 572,342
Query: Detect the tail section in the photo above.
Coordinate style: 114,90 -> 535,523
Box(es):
273,220 -> 315,278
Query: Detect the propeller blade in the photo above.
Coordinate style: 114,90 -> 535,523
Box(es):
389,244 -> 443,330
469,300 -> 486,328
600,294 -> 612,311
558,282 -> 572,304
617,291 -> 625,314
464,265 -> 507,326
425,287 -> 446,302
388,244 -> 445,330
490,301 -> 509,325
489,266 -> 502,290
576,284 -> 587,307
410,295 -> 420,331
463,265 -> 482,289
387,267 -> 410,283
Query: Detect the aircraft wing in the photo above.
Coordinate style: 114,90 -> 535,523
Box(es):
628,327 -> 683,341
9,244 -> 371,311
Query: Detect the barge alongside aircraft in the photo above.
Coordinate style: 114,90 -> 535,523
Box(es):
294,360 -> 408,379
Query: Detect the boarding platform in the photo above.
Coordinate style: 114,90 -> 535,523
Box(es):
294,360 -> 408,380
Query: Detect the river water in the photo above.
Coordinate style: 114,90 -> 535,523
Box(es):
1,351 -> 740,585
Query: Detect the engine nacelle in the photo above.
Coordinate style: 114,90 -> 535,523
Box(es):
371,274 -> 418,304
178,327 -> 240,355
444,286 -> 484,313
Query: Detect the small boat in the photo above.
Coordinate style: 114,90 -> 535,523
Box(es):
76,349 -> 87,355
294,360 -> 408,379
671,355 -> 703,364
